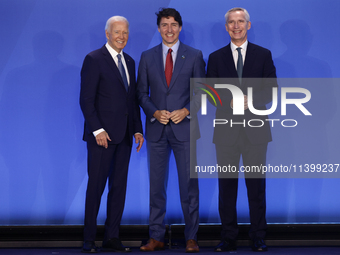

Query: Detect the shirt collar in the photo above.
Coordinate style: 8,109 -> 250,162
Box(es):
230,40 -> 248,52
162,40 -> 180,55
105,42 -> 123,58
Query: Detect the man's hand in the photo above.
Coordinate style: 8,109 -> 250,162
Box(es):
95,131 -> 111,149
169,108 -> 189,124
231,95 -> 249,110
134,133 -> 144,152
153,110 -> 171,125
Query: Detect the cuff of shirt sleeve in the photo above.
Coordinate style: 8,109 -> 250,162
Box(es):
93,128 -> 105,137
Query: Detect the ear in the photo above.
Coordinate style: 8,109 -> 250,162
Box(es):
247,21 -> 251,30
158,26 -> 161,33
225,23 -> 229,32
179,26 -> 182,32
105,30 -> 110,40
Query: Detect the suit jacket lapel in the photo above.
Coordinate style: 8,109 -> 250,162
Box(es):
241,42 -> 256,89
223,44 -> 239,78
220,44 -> 242,90
153,44 -> 168,89
124,52 -> 133,93
101,46 -> 127,92
168,43 -> 186,89
243,42 -> 256,78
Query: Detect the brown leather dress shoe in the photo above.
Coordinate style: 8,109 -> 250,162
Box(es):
186,239 -> 199,253
140,238 -> 165,251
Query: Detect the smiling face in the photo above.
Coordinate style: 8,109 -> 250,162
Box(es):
158,16 -> 182,47
225,10 -> 251,46
105,20 -> 129,53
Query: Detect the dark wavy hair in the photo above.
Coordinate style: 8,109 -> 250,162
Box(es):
156,8 -> 182,27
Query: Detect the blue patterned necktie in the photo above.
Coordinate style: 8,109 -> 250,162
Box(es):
117,54 -> 129,91
236,47 -> 243,84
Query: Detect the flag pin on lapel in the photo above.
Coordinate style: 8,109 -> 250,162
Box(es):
182,55 -> 185,59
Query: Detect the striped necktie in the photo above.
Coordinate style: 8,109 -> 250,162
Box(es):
117,54 -> 129,91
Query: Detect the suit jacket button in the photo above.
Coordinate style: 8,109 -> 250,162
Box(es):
166,92 -> 170,96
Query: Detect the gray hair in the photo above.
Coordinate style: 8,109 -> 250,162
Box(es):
105,16 -> 129,32
224,7 -> 250,23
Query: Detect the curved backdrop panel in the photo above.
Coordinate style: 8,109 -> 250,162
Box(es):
0,0 -> 339,225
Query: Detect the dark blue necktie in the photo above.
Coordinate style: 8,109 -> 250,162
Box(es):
117,54 -> 129,91
236,47 -> 243,84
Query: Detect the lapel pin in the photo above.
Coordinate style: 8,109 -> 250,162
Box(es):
182,55 -> 185,59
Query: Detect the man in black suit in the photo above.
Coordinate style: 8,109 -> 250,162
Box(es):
207,7 -> 277,252
80,16 -> 144,253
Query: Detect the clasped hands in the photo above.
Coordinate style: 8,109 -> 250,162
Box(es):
153,108 -> 189,125
231,95 -> 249,110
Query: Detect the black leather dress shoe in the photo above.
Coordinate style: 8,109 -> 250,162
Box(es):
252,238 -> 268,252
214,239 -> 237,252
81,241 -> 98,253
102,238 -> 131,252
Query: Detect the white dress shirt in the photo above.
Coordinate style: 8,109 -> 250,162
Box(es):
162,40 -> 180,70
230,40 -> 248,69
93,43 -> 130,137
105,42 -> 130,85
229,41 -> 248,110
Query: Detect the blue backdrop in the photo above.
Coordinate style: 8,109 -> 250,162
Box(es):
0,0 -> 339,225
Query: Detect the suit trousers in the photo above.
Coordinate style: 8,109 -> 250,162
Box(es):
216,128 -> 267,241
83,131 -> 132,242
147,124 -> 199,242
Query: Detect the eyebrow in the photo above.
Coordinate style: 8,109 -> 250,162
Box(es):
228,19 -> 246,22
161,22 -> 178,25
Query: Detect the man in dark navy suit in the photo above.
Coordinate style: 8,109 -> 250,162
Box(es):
80,16 -> 144,253
137,8 -> 205,253
207,7 -> 277,252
